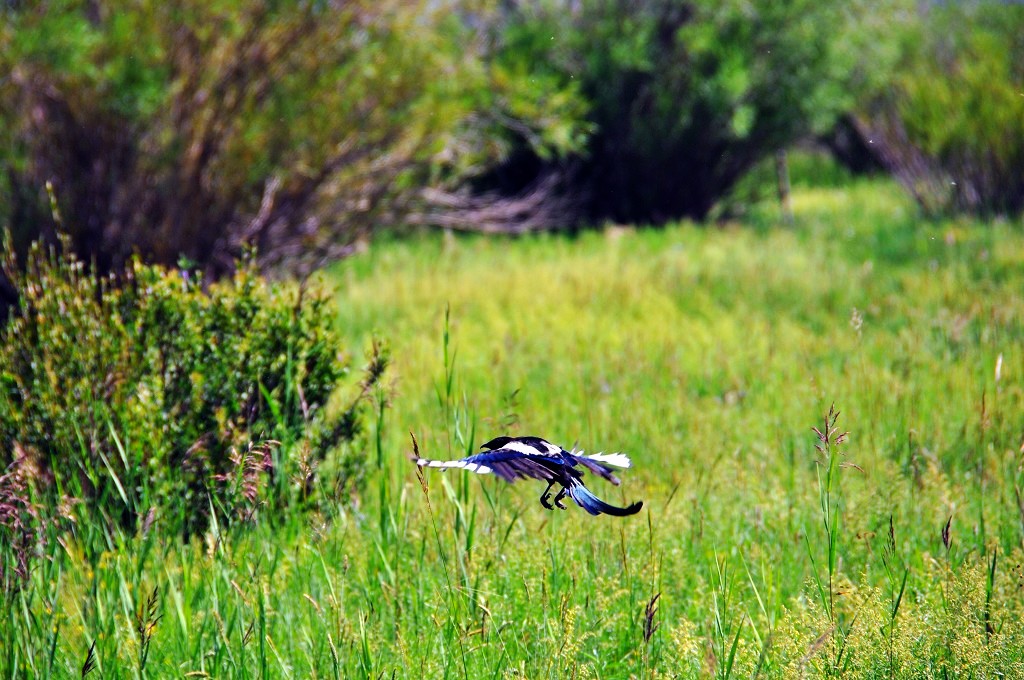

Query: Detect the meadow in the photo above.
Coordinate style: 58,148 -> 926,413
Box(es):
5,174 -> 1024,677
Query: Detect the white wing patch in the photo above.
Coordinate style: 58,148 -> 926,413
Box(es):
584,452 -> 632,468
416,459 -> 493,474
502,440 -> 560,456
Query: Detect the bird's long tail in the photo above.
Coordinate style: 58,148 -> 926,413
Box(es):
565,479 -> 643,517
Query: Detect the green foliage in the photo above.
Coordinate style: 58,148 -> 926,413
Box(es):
858,2 -> 1024,215
493,0 -> 891,222
0,0 -> 588,276
0,235 -> 375,536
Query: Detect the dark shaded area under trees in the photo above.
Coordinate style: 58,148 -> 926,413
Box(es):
481,0 -> 872,225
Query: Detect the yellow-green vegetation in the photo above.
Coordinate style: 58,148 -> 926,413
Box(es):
5,177 -> 1024,677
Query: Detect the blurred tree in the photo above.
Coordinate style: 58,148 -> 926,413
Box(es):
0,0 -> 589,277
483,0 -> 889,224
854,1 -> 1024,216
821,115 -> 887,177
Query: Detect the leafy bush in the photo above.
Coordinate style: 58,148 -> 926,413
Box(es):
0,234 -> 381,536
0,0 -> 588,276
855,2 -> 1024,216
486,0 -> 886,223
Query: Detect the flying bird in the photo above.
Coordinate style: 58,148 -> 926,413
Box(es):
415,435 -> 643,516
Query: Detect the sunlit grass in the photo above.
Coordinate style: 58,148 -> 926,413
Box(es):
4,176 -> 1024,677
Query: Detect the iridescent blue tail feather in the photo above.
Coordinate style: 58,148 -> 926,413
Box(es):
566,479 -> 643,516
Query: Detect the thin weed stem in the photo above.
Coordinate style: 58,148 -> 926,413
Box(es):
805,404 -> 852,676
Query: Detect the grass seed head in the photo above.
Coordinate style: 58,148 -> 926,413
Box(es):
643,592 -> 661,644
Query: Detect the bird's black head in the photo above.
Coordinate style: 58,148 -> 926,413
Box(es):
480,436 -> 513,450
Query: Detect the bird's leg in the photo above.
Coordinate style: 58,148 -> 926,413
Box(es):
539,481 -> 555,510
553,486 -> 568,510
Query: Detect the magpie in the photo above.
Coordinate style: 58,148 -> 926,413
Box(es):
415,435 -> 643,516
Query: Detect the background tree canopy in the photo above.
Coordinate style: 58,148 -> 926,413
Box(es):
0,0 -> 589,277
1,0 -> 1021,281
854,1 -> 1024,216
487,0 -> 893,223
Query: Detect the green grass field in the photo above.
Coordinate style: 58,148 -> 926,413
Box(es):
6,176 -> 1024,677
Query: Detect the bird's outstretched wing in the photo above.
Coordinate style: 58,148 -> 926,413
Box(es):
415,448 -> 563,483
564,477 -> 643,516
568,451 -> 633,485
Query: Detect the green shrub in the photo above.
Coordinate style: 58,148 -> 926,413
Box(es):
487,0 -> 890,223
0,0 -> 588,276
0,235 -> 380,536
855,2 -> 1024,216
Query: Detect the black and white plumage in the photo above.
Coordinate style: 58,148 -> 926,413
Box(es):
415,435 -> 643,516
